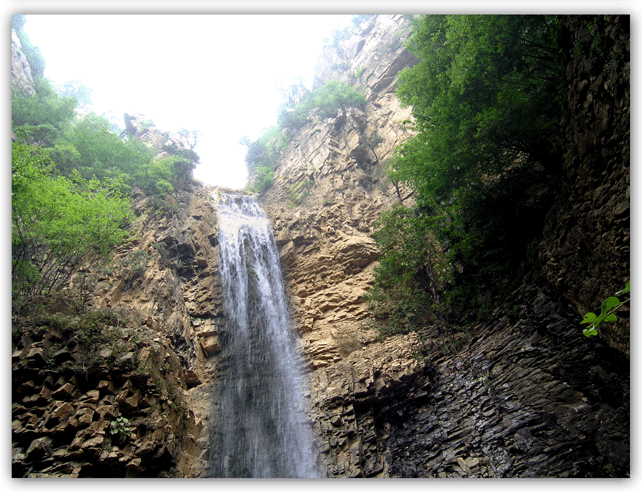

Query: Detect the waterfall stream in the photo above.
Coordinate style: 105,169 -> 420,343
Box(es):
210,193 -> 319,478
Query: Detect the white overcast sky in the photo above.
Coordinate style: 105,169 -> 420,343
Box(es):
22,14 -> 351,189
15,2 -> 638,190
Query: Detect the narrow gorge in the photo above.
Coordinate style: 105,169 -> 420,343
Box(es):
11,14 -> 629,478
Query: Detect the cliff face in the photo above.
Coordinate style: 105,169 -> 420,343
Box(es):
11,47 -> 223,474
261,15 -> 417,369
12,14 -> 629,478
11,29 -> 36,96
258,14 -> 629,477
11,185 -> 222,477
540,15 -> 630,357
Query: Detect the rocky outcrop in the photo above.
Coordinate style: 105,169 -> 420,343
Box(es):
260,15 -> 417,372
313,15 -> 418,96
11,184 -> 223,478
124,113 -> 192,155
11,14 -> 629,479
256,14 -> 629,478
11,29 -> 36,96
11,310 -> 201,478
539,15 -> 630,357
89,185 -> 228,477
306,283 -> 628,477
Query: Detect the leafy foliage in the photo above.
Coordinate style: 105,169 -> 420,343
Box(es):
364,205 -> 452,336
395,15 -> 563,208
277,80 -> 366,131
581,283 -> 630,337
368,15 -> 566,332
11,43 -> 200,317
12,76 -> 76,132
12,141 -> 133,300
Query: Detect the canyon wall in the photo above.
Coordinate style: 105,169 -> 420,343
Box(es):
12,14 -> 629,478
258,15 -> 630,477
540,15 -> 630,356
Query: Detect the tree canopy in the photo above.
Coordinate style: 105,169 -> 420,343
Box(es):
11,48 -> 200,307
369,15 -> 565,332
12,141 -> 133,300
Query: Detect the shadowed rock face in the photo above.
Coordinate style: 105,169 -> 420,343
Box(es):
256,15 -> 629,478
539,15 -> 630,357
305,283 -> 628,477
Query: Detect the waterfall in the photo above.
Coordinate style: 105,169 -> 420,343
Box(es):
210,193 -> 319,478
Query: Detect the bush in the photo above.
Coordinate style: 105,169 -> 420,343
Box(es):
365,204 -> 452,336
12,140 -> 133,300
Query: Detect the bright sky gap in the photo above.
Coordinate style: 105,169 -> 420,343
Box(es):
22,14 -> 351,189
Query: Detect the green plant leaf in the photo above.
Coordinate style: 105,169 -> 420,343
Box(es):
601,297 -> 622,314
580,312 -> 597,324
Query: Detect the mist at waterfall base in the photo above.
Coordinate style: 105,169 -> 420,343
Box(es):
210,194 -> 319,478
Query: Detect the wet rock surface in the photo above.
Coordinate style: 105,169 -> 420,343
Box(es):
540,15 -> 630,356
305,283 -> 628,477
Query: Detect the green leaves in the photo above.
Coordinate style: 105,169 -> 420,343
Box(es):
396,15 -> 563,203
277,79 -> 367,130
365,205 -> 452,336
581,282 -> 630,337
374,15 -> 565,323
12,140 -> 133,298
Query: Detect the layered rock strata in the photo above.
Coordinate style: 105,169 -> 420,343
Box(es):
11,185 -> 224,478
257,14 -> 629,477
12,316 -> 200,478
539,15 -> 630,356
304,283 -> 628,477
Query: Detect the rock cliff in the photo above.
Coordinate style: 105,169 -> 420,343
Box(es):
12,14 -> 629,478
540,15 -> 630,357
11,29 -> 36,96
256,14 -> 630,477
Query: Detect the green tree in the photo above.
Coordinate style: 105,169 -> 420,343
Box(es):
369,15 -> 565,329
12,76 -> 77,132
245,79 -> 367,193
396,15 -> 563,209
278,79 -> 367,130
365,205 -> 452,335
59,113 -> 154,192
12,140 -> 133,301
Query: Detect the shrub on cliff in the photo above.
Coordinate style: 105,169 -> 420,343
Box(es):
277,79 -> 367,131
369,15 -> 565,328
11,139 -> 133,304
244,79 -> 366,193
365,204 -> 452,335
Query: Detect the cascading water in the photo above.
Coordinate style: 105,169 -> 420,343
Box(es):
209,193 -> 319,478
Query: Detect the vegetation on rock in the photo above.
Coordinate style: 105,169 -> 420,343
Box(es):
368,15 -> 567,333
244,79 -> 367,194
11,25 -> 200,308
